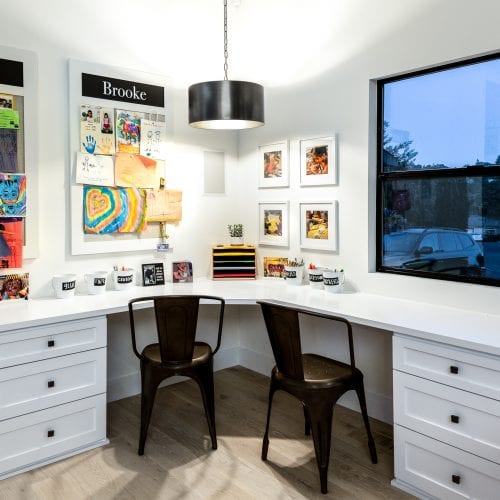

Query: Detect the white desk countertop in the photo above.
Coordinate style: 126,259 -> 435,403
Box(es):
2,278 -> 500,355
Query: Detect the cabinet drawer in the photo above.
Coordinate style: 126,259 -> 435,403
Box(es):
0,317 -> 106,368
393,335 -> 500,400
394,371 -> 500,464
0,394 -> 106,477
0,349 -> 106,421
394,425 -> 500,500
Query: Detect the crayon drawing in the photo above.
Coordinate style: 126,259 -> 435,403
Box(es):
83,185 -> 147,234
0,174 -> 26,217
75,152 -> 114,186
145,189 -> 182,222
116,110 -> 144,154
114,152 -> 159,188
0,219 -> 23,268
0,129 -> 17,172
140,119 -> 167,160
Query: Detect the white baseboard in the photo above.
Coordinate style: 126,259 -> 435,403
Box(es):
107,346 -> 239,402
238,347 -> 393,425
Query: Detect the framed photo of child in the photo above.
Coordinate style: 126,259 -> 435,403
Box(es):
172,261 -> 193,283
141,263 -> 165,286
300,136 -> 337,186
258,141 -> 289,188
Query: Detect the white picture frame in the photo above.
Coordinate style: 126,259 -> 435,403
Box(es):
300,136 -> 337,186
258,201 -> 289,247
258,141 -> 289,188
299,201 -> 338,251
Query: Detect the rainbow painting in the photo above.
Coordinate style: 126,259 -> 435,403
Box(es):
83,186 -> 147,234
0,174 -> 26,217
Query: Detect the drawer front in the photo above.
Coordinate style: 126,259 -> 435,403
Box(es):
0,394 -> 106,477
0,317 -> 107,368
394,371 -> 500,464
393,335 -> 500,400
0,349 -> 106,421
394,425 -> 500,500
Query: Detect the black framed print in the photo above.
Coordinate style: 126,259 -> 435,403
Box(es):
141,262 -> 165,286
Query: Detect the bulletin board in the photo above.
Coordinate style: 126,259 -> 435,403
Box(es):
68,59 -> 174,255
0,46 -> 38,262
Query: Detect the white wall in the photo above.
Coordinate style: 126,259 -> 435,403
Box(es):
2,0 -> 499,423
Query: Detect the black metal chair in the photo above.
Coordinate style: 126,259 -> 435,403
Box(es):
128,295 -> 225,455
257,300 -> 377,494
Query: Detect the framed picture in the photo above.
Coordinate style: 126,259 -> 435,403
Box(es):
299,201 -> 338,251
142,263 -> 165,286
258,141 -> 289,188
172,260 -> 193,283
263,257 -> 288,278
300,136 -> 336,186
258,202 -> 289,247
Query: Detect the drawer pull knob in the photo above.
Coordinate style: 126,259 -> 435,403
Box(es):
452,474 -> 461,485
47,380 -> 55,388
449,365 -> 459,374
47,430 -> 55,438
47,340 -> 55,348
450,414 -> 460,424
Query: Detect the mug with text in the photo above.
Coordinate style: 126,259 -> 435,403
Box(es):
308,267 -> 325,289
323,270 -> 345,293
52,273 -> 77,299
284,265 -> 304,286
112,268 -> 135,291
85,271 -> 108,295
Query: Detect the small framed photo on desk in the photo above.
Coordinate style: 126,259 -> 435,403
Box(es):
141,263 -> 165,286
172,261 -> 193,283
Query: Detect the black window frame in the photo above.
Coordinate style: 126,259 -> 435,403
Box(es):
376,51 -> 500,287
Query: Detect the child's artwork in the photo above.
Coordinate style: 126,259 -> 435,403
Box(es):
0,129 -> 17,172
263,257 -> 288,278
172,261 -> 193,283
84,185 -> 147,234
0,272 -> 29,300
75,152 -> 114,186
140,119 -> 167,160
0,174 -> 26,217
0,109 -> 19,129
114,152 -> 159,188
116,110 -> 144,154
80,105 -> 115,155
0,218 -> 23,268
145,189 -> 182,222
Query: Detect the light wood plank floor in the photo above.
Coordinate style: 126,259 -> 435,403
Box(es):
0,367 -> 415,499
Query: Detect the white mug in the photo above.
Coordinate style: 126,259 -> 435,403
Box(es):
308,268 -> 324,289
85,271 -> 108,295
112,268 -> 135,290
284,265 -> 304,286
323,270 -> 345,293
52,274 -> 77,299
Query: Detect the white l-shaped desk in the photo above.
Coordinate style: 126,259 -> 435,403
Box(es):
1,278 -> 500,499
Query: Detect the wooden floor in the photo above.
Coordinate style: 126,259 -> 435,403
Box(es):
0,366 -> 415,499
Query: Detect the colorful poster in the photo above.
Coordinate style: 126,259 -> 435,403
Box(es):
116,110 -> 144,154
0,129 -> 17,172
75,152 -> 114,186
0,174 -> 26,217
140,119 -> 167,160
83,185 -> 147,234
145,189 -> 182,222
80,105 -> 115,155
114,152 -> 159,188
0,219 -> 23,268
0,272 -> 29,300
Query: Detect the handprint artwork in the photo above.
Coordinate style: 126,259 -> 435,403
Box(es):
80,105 -> 115,155
82,135 -> 96,154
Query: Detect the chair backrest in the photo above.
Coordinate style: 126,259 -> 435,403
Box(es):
129,295 -> 225,363
258,301 -> 356,380
258,301 -> 305,380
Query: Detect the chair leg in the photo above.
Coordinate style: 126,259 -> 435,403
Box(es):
194,360 -> 218,450
303,402 -> 311,436
138,361 -> 161,456
355,382 -> 378,464
262,378 -> 277,461
306,401 -> 334,494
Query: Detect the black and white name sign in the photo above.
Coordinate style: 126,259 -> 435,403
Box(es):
81,73 -> 164,107
0,58 -> 23,87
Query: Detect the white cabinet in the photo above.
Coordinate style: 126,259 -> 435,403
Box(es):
0,317 -> 108,479
393,334 -> 500,500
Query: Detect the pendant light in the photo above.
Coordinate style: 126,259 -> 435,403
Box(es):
188,0 -> 264,130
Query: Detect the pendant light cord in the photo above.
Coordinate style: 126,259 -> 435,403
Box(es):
223,0 -> 228,80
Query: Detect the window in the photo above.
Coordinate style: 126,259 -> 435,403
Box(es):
377,52 -> 500,286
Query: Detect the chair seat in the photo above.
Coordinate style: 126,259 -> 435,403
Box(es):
303,353 -> 356,384
142,341 -> 211,367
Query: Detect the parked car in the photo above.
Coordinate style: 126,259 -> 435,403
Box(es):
383,228 -> 484,275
